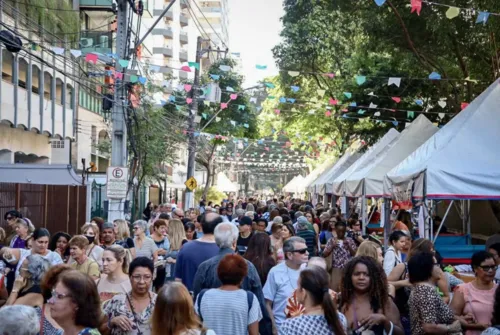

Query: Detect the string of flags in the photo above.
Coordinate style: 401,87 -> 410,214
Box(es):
373,0 -> 499,25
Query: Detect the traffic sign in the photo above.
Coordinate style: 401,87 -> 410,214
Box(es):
107,167 -> 129,199
185,176 -> 198,191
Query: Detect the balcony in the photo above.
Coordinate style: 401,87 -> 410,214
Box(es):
80,31 -> 113,55
179,50 -> 188,62
153,47 -> 173,57
153,9 -> 174,20
180,0 -> 188,9
180,32 -> 188,45
180,13 -> 189,27
152,28 -> 173,39
79,0 -> 114,11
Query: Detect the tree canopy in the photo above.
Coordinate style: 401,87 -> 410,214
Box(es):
261,0 -> 500,163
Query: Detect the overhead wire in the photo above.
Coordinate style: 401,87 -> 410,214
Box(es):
189,0 -> 228,49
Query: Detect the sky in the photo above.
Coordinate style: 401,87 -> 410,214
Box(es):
228,0 -> 284,87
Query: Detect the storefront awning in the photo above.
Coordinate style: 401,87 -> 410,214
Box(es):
0,164 -> 84,185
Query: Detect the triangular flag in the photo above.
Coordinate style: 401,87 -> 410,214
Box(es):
202,113 -> 208,119
250,97 -> 257,103
279,97 -> 286,103
461,102 -> 469,110
350,102 -> 357,107
243,123 -> 249,128
476,12 -> 490,25
325,111 -> 332,117
216,117 -> 221,122
411,0 -> 422,15
169,96 -> 176,102
264,82 -> 275,88
209,74 -> 220,80
291,86 -> 300,92
374,0 -> 386,6
219,65 -> 231,72
238,105 -> 246,111
186,98 -> 193,104
287,98 -> 296,103
329,98 -> 338,105
85,53 -> 98,64
374,111 -> 381,116
355,76 -> 366,85
149,65 -> 160,72
181,65 -> 191,72
415,99 -> 423,106
407,111 -> 415,119
129,75 -> 138,83
369,102 -> 378,109
358,110 -> 366,115
230,94 -> 238,100
388,77 -> 401,87
274,109 -> 280,115
221,103 -> 228,109
204,101 -> 210,106
438,113 -> 445,119
392,121 -> 398,126
138,76 -> 147,84
429,72 -> 441,80
52,47 -> 65,55
288,71 -> 300,77
317,89 -> 326,97
226,86 -> 235,92
188,61 -> 200,70
184,84 -> 192,92
446,7 -> 460,19
70,49 -> 82,58
343,92 -> 352,99
268,96 -> 275,100
256,64 -> 267,70
324,73 -> 335,79
392,97 -> 401,103
438,100 -> 446,108
230,120 -> 236,126
118,59 -> 129,68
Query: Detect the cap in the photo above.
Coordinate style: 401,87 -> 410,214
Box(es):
256,217 -> 268,225
102,222 -> 114,230
239,216 -> 253,226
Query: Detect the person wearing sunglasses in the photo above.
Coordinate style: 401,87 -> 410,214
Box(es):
263,236 -> 309,333
450,251 -> 498,335
3,210 -> 22,246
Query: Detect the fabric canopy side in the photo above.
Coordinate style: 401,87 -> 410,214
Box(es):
332,128 -> 400,196
0,164 -> 83,185
384,79 -> 500,200
301,159 -> 336,194
345,115 -> 438,198
306,160 -> 338,194
316,150 -> 363,195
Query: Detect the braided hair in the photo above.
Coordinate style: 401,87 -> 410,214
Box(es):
340,256 -> 389,314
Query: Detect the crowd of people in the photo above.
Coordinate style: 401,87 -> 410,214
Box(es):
0,197 -> 499,335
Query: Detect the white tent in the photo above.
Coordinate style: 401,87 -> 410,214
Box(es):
384,79 -> 500,200
332,128 -> 400,196
283,175 -> 305,193
345,115 -> 438,198
310,148 -> 363,195
306,160 -> 338,193
216,172 -> 238,193
300,159 -> 336,194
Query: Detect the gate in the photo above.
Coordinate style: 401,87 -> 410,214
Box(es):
0,183 -> 87,235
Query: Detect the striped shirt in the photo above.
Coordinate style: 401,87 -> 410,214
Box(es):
195,289 -> 262,335
296,229 -> 316,257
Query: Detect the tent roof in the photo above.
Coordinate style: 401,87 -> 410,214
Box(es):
216,172 -> 238,193
345,115 -> 438,198
332,128 -> 400,196
309,148 -> 363,195
0,164 -> 83,185
300,159 -> 336,193
385,79 -> 500,200
283,175 -> 304,193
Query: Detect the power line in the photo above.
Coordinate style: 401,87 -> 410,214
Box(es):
189,0 -> 228,49
9,0 -> 85,12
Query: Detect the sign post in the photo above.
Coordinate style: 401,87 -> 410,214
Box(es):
107,167 -> 129,199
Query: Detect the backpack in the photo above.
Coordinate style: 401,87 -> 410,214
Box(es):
196,289 -> 254,321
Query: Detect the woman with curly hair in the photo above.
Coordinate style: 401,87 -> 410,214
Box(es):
340,256 -> 403,335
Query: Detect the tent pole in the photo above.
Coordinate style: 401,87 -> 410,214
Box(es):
383,198 -> 390,249
361,195 -> 367,235
467,200 -> 471,243
424,201 -> 430,240
432,200 -> 453,244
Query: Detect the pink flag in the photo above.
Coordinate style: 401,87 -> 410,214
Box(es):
230,94 -> 238,100
184,84 -> 192,92
115,72 -> 123,80
324,73 -> 335,78
221,103 -> 228,109
85,53 -> 98,64
411,0 -> 422,15
274,109 -> 280,115
181,65 -> 191,72
329,98 -> 338,105
186,98 -> 193,104
265,147 -> 270,151
325,111 -> 332,117
461,102 -> 469,110
392,97 -> 401,103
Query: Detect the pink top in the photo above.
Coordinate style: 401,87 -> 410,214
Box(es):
457,282 -> 498,335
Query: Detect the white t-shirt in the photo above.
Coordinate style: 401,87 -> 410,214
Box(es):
195,289 -> 262,335
16,249 -> 63,276
263,262 -> 301,328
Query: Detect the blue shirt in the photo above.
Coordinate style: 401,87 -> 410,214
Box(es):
174,240 -> 219,291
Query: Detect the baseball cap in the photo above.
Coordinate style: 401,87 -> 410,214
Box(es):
102,222 -> 114,230
239,216 -> 253,226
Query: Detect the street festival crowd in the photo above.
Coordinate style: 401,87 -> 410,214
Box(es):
0,198 -> 499,335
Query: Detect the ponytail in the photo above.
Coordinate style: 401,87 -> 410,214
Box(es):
106,245 -> 129,274
299,268 -> 345,335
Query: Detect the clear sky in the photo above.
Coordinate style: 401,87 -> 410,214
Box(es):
228,0 -> 284,87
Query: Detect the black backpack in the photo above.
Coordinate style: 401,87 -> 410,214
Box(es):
196,289 -> 254,321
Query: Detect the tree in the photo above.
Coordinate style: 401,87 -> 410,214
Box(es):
264,0 -> 500,162
194,58 -> 260,199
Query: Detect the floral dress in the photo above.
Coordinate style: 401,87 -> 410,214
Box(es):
103,292 -> 157,335
78,329 -> 101,335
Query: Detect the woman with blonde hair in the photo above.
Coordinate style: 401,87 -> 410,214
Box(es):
10,218 -> 34,249
152,282 -> 215,335
80,222 -> 104,267
114,219 -> 136,259
356,241 -> 384,264
165,219 -> 187,282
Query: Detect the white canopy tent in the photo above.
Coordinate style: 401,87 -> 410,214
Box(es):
332,128 -> 400,196
306,160 -> 338,193
283,176 -> 298,193
312,148 -> 363,196
384,79 -> 500,200
300,159 -> 336,194
345,115 -> 438,198
283,175 -> 305,194
216,172 -> 238,193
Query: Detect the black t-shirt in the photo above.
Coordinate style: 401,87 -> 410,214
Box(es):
115,237 -> 134,249
236,232 -> 253,254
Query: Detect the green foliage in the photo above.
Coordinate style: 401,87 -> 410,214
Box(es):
265,0 -> 500,159
195,186 -> 227,204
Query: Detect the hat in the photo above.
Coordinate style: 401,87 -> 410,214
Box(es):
297,216 -> 309,229
239,216 -> 253,226
256,217 -> 268,225
102,222 -> 114,230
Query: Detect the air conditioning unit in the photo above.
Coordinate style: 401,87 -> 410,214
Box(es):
99,35 -> 109,47
80,38 -> 94,48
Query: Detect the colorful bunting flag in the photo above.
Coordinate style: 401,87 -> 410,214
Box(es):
188,61 -> 200,70
221,103 -> 228,109
219,65 -> 231,72
180,65 -> 191,72
184,84 -> 192,92
343,92 -> 352,99
264,82 -> 275,88
411,0 -> 422,15
446,7 -> 460,19
392,97 -> 401,103
85,53 -> 98,64
288,71 -> 300,77
70,49 -> 82,58
186,98 -> 193,104
388,77 -> 401,87
209,74 -> 220,80
256,64 -> 267,70
476,12 -> 490,25
374,0 -> 386,7
226,86 -> 235,92
356,76 -> 366,85
429,72 -> 441,80
230,94 -> 238,100
291,86 -> 300,92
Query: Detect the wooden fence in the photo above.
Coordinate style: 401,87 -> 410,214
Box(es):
0,183 -> 87,236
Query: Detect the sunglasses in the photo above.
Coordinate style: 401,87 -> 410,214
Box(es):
291,248 -> 308,254
6,216 -> 13,220
478,265 -> 498,272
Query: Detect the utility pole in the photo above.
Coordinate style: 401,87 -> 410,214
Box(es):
108,0 -> 129,222
184,36 -> 203,210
